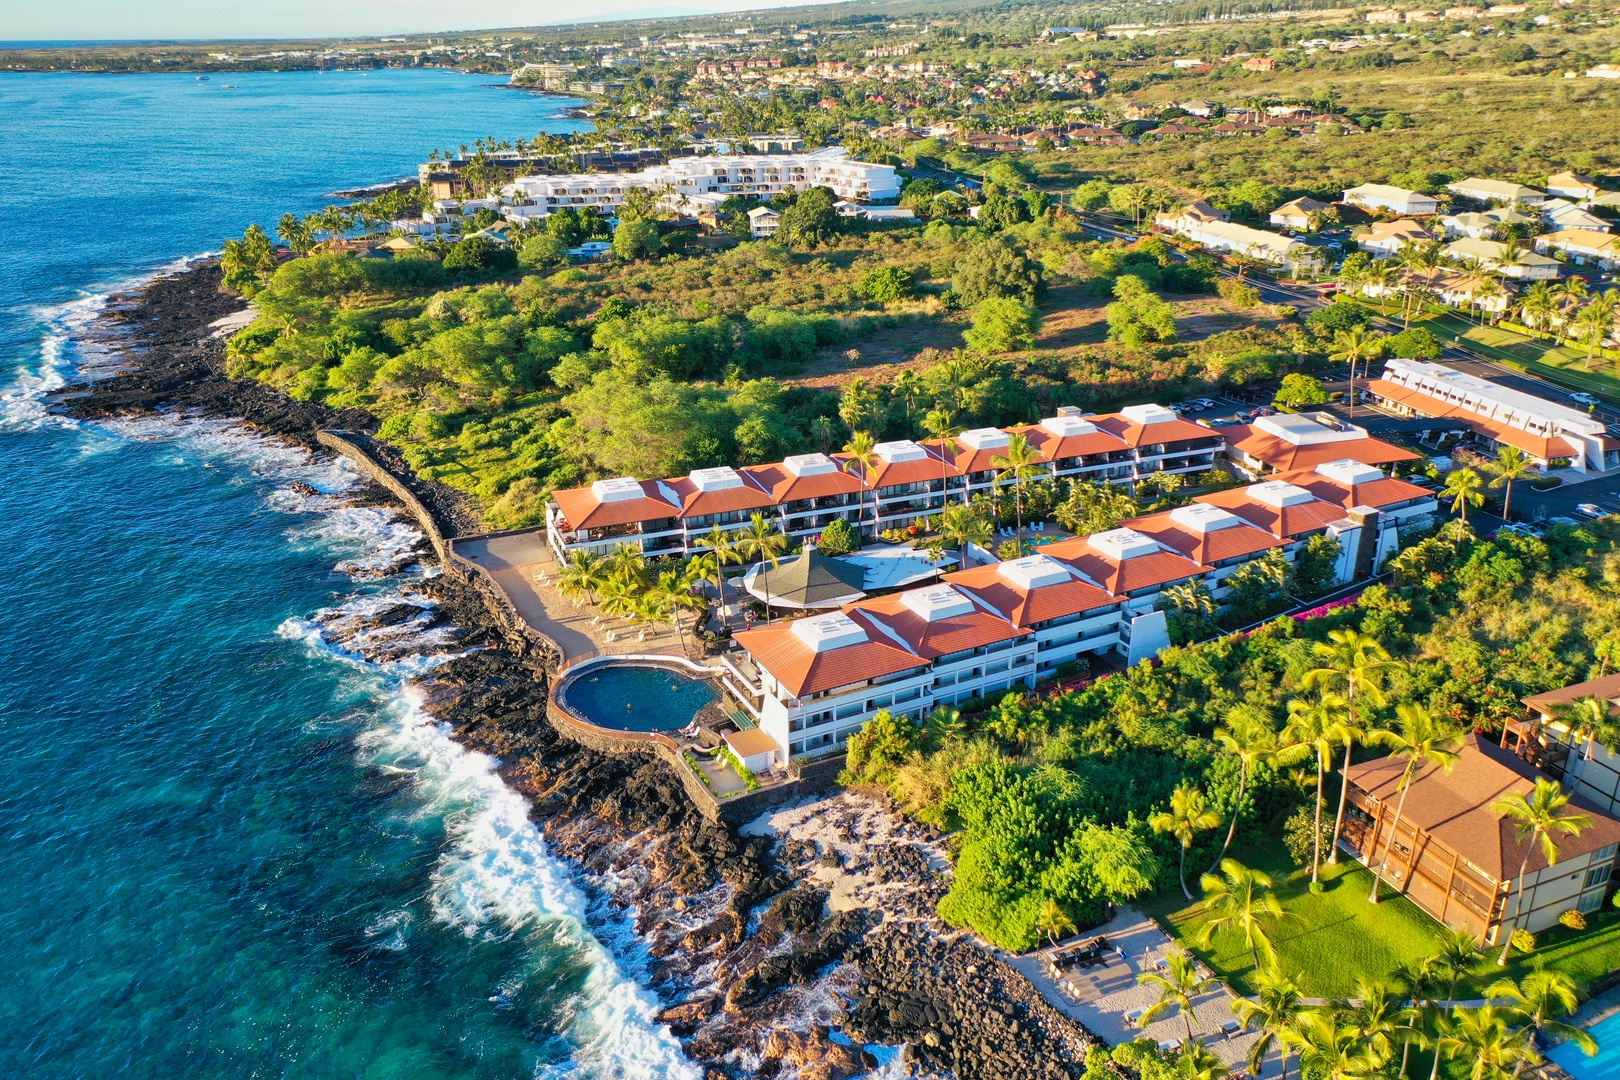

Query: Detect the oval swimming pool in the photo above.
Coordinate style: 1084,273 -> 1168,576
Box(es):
558,663 -> 719,733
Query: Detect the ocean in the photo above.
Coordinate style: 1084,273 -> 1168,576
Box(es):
0,70 -> 699,1079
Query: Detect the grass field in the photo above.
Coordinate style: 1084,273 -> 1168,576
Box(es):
1143,841 -> 1620,999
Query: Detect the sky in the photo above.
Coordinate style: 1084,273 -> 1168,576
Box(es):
0,0 -> 839,42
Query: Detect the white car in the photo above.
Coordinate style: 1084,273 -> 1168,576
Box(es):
1570,392 -> 1600,406
1577,503 -> 1605,518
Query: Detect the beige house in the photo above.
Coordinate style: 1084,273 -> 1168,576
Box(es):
1356,218 -> 1432,256
1448,177 -> 1547,207
1536,229 -> 1620,269
1344,733 -> 1620,944
1548,170 -> 1603,204
1269,196 -> 1329,230
1158,217 -> 1324,273
1152,200 -> 1231,233
1343,182 -> 1438,216
1444,236 -> 1561,279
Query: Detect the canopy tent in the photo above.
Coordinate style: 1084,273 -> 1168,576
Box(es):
741,548 -> 867,610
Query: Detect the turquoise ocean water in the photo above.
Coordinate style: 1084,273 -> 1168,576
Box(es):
0,70 -> 699,1079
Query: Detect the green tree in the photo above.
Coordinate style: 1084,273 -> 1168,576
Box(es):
1274,373 -> 1329,408
221,223 -> 278,295
1490,778 -> 1593,965
964,296 -> 1039,354
1198,859 -> 1288,969
844,709 -> 918,782
612,214 -> 664,261
1437,1006 -> 1540,1080
695,525 -> 745,625
951,236 -> 1045,306
776,185 -> 842,248
1289,534 -> 1343,600
991,431 -> 1045,557
938,503 -> 993,566
1150,784 -> 1223,900
1329,326 -> 1386,419
1281,692 -> 1351,883
1369,704 -> 1465,903
1036,896 -> 1077,947
1233,965 -> 1306,1080
857,265 -> 915,303
740,511 -> 788,620
1209,707 -> 1293,870
443,235 -> 517,274
1304,629 -> 1398,864
1442,467 -> 1487,538
557,549 -> 607,606
842,430 -> 881,536
1284,1010 -> 1387,1080
1484,970 -> 1597,1060
816,516 -> 859,556
1488,446 -> 1534,524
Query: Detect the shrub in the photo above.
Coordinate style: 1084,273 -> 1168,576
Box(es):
443,235 -> 517,274
964,297 -> 1039,354
1559,909 -> 1588,931
816,517 -> 860,556
1511,928 -> 1536,954
856,265 -> 916,303
1218,277 -> 1261,309
1282,805 -> 1334,871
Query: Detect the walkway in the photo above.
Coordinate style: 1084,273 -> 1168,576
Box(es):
1005,907 -> 1279,1076
452,532 -> 686,661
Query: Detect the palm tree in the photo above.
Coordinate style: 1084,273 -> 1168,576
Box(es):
1137,948 -> 1219,1043
1303,629 -> 1398,864
842,430 -> 881,537
920,406 -> 963,505
740,511 -> 788,621
1438,1006 -> 1541,1080
1430,929 -> 1484,1015
557,549 -> 607,606
1518,281 -> 1558,338
1485,969 -> 1597,1062
1161,579 -> 1219,640
1197,859 -> 1288,970
1554,277 -> 1590,345
1553,694 -> 1620,774
650,569 -> 703,657
1329,326 -> 1385,419
695,525 -> 745,627
1150,784 -> 1223,900
1365,262 -> 1395,315
921,704 -> 965,749
1370,704 -> 1466,903
938,503 -> 993,568
1233,964 -> 1306,1080
1441,466 -> 1485,542
1174,1040 -> 1230,1080
1487,446 -> 1534,524
1281,692 -> 1351,883
1575,288 -> 1619,370
1393,960 -> 1444,1079
1283,1010 -> 1387,1080
1208,706 -> 1292,871
632,590 -> 672,641
1037,896 -> 1077,948
1474,276 -> 1509,326
1490,777 -> 1594,965
991,431 -> 1045,557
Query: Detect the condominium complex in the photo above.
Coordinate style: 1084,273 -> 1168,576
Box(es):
498,149 -> 901,221
718,463 -> 1436,764
1369,357 -> 1619,473
1342,183 -> 1439,216
1151,215 -> 1324,273
544,405 -> 1225,562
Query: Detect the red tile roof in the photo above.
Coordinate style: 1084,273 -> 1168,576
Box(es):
1117,510 -> 1288,565
854,593 -> 1030,659
1095,414 -> 1220,448
1012,424 -> 1130,462
943,562 -> 1119,627
1040,536 -> 1211,593
1219,424 -> 1421,472
743,463 -> 866,503
1272,469 -> 1436,511
733,614 -> 926,698
665,474 -> 778,518
1194,488 -> 1345,538
551,482 -> 680,531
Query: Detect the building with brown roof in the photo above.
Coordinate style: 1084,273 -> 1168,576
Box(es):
1503,674 -> 1620,815
1343,734 -> 1620,942
1219,413 -> 1421,476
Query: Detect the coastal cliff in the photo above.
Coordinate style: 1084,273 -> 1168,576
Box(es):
52,260 -> 1102,1080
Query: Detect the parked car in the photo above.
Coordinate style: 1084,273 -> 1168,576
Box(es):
1253,405 -> 1277,417
1547,516 -> 1579,526
1194,398 -> 1217,409
1577,503 -> 1605,518
1234,410 -> 1256,424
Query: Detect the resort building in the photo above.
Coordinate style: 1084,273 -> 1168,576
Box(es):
1218,412 -> 1422,476
1535,229 -> 1620,270
1502,674 -> 1620,814
1343,734 -> 1620,942
498,149 -> 902,222
1447,177 -> 1547,207
1342,183 -> 1438,217
1441,237 -> 1561,280
1368,357 -> 1620,473
1155,218 -> 1325,273
543,405 -> 1226,562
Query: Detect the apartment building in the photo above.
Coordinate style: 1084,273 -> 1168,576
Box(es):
544,405 -> 1226,561
1369,357 -> 1620,473
1447,177 -> 1548,207
499,150 -> 901,222
1155,217 -> 1324,273
1342,183 -> 1439,216
1219,412 -> 1422,475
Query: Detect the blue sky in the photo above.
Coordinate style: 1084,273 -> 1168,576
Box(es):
2,0 -> 835,41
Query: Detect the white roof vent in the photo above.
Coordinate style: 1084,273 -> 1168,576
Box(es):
1055,406 -> 1092,418
1248,481 -> 1317,508
1039,414 -> 1099,437
997,554 -> 1073,591
874,439 -> 928,463
1253,413 -> 1363,446
1315,460 -> 1386,486
689,466 -> 744,492
1121,403 -> 1179,426
783,453 -> 836,477
957,427 -> 1011,451
790,611 -> 869,653
591,477 -> 644,503
900,585 -> 976,623
1169,504 -> 1246,534
1089,528 -> 1162,561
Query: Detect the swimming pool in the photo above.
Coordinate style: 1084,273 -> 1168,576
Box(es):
558,663 -> 719,733
1548,1011 -> 1620,1080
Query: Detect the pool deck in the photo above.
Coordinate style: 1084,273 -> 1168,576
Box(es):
454,533 -> 688,661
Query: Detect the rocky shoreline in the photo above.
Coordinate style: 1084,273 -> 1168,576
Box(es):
49,261 -> 1101,1080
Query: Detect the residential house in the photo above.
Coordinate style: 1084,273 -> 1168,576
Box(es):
1342,183 -> 1438,216
1448,177 -> 1548,207
1542,199 -> 1612,234
1588,64 -> 1620,80
1366,9 -> 1404,22
1436,207 -> 1536,240
1343,734 -> 1620,943
1443,237 -> 1562,279
1153,201 -> 1231,233
1548,170 -> 1603,204
1219,413 -> 1422,476
1180,99 -> 1217,117
1368,357 -> 1620,473
1269,196 -> 1329,230
1243,56 -> 1279,71
1159,217 -> 1325,273
747,205 -> 781,238
1356,218 -> 1433,257
1534,229 -> 1620,269
1445,6 -> 1483,16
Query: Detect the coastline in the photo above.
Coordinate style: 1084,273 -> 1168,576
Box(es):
49,261 -> 1104,1080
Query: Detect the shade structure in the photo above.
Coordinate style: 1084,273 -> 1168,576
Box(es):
741,548 -> 867,610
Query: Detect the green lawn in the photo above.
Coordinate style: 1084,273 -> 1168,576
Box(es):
1142,842 -> 1449,997
1143,841 -> 1620,999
